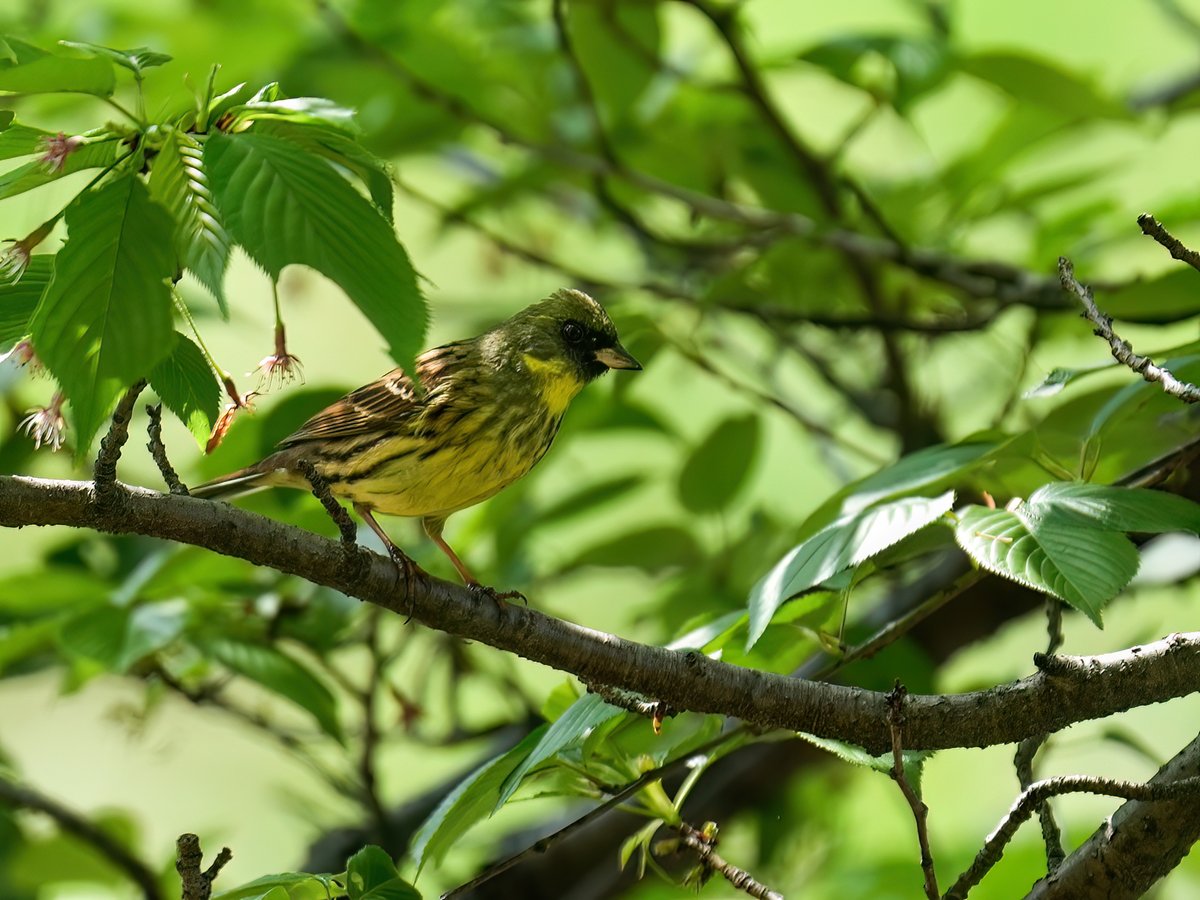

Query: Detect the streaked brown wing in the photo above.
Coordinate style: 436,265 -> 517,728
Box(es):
277,341 -> 472,446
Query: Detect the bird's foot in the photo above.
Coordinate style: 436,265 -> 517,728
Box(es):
468,581 -> 528,606
387,545 -> 426,592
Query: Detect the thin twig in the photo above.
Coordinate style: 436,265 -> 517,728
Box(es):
1013,598 -> 1066,873
1059,257 -> 1200,404
441,731 -> 738,899
297,459 -> 357,544
176,833 -> 231,900
671,821 -> 785,899
145,404 -> 189,495
0,774 -> 164,900
888,683 -> 939,900
943,775 -> 1200,899
93,380 -> 146,494
1137,213 -> 1200,273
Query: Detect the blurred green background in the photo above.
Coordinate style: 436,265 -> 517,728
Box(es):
1,0 -> 1200,897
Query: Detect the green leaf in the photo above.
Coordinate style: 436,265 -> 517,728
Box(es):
678,414 -> 760,513
1101,269 -> 1200,324
410,726 -> 548,873
748,491 -> 956,648
214,872 -> 334,900
147,129 -> 231,310
799,438 -> 1002,538
205,132 -> 425,369
496,692 -> 623,810
29,173 -> 177,454
200,637 -> 342,740
953,504 -> 1139,626
1027,482 -> 1200,535
1024,363 -> 1113,398
57,42 -> 171,77
798,733 -> 931,795
960,52 -> 1126,119
0,137 -> 126,202
231,92 -> 362,134
255,121 -> 395,224
0,255 -> 52,349
58,603 -> 184,672
566,525 -> 700,572
0,109 -> 11,130
0,121 -> 52,160
148,333 -> 220,447
565,1 -> 659,122
802,34 -> 951,112
345,846 -> 419,900
0,36 -> 115,95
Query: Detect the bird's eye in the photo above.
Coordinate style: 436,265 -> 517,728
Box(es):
561,320 -> 585,345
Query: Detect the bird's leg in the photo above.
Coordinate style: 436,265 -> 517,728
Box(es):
422,516 -> 526,604
355,503 -> 424,588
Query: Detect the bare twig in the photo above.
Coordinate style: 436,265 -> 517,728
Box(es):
1059,257 -> 1200,404
1137,213 -> 1200,273
888,683 -> 939,899
1014,598 -> 1066,873
297,459 -> 357,545
671,821 -> 785,899
943,774 -> 1200,899
145,404 -> 189,495
176,833 -> 231,900
93,380 -> 146,494
0,774 -> 164,900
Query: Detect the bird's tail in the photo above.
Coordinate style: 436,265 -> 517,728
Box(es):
190,466 -> 276,500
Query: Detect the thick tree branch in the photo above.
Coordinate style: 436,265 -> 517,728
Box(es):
1024,732 -> 1200,899
0,773 -> 163,900
4,475 -> 1200,756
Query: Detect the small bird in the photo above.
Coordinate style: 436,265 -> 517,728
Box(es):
191,289 -> 641,594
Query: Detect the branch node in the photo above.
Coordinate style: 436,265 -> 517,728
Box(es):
93,380 -> 146,497
145,404 -> 190,495
583,679 -> 675,733
1137,212 -> 1200,273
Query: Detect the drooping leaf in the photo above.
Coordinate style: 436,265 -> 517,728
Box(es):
954,503 -> 1139,626
148,333 -> 220,447
147,129 -> 231,309
0,36 -> 116,95
410,726 -> 548,873
0,255 -> 52,349
57,41 -> 172,77
1101,269 -> 1200,324
1024,363 -> 1114,398
205,132 -> 425,369
748,492 -> 956,648
495,692 -> 623,810
678,414 -> 760,514
0,137 -> 126,202
29,173 -> 177,454
199,637 -> 343,741
345,846 -> 419,900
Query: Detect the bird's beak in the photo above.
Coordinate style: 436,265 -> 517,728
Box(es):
594,342 -> 642,371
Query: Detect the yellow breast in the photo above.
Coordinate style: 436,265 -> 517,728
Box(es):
522,353 -> 585,416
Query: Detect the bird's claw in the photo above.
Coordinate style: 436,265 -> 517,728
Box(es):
468,582 -> 528,606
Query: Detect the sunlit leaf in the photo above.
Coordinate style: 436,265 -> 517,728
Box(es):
0,137 -> 126,202
345,846 -> 419,900
57,41 -> 171,77
748,492 -> 955,648
0,256 -> 52,349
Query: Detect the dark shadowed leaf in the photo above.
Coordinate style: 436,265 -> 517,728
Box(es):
678,414 -> 760,514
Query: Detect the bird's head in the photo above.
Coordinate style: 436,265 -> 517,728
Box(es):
500,288 -> 641,385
